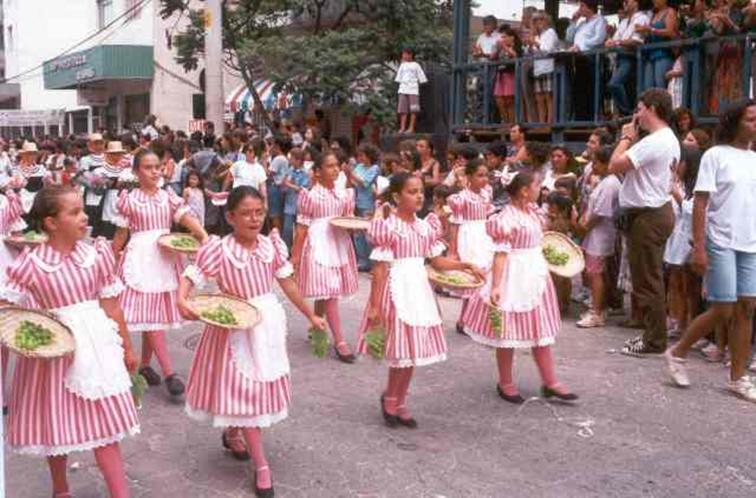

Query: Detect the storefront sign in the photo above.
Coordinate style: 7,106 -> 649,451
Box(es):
77,88 -> 108,107
44,45 -> 154,90
188,119 -> 207,132
0,109 -> 65,127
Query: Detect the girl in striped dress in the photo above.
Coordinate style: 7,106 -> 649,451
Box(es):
113,150 -> 208,397
1,185 -> 139,498
292,151 -> 359,363
178,187 -> 325,498
357,173 -> 484,427
461,172 -> 577,403
446,159 -> 495,334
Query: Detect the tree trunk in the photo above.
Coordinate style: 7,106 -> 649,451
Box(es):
239,65 -> 274,130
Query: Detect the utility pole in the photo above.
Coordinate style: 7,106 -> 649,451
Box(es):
204,0 -> 223,131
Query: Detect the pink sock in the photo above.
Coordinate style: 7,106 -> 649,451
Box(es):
384,368 -> 403,415
396,367 -> 414,418
144,331 -> 173,377
242,428 -> 271,488
532,346 -> 558,388
323,299 -> 347,347
140,332 -> 154,368
47,454 -> 69,495
94,443 -> 129,498
495,348 -> 518,395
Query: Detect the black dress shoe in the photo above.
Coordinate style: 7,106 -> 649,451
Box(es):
164,374 -> 185,396
139,366 -> 161,386
221,431 -> 250,461
397,415 -> 418,429
496,384 -> 525,404
380,394 -> 399,428
541,385 -> 579,402
456,323 -> 467,335
334,347 -> 356,364
2,405 -> 7,416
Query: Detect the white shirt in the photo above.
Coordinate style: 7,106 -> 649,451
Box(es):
476,32 -> 502,57
612,11 -> 650,44
533,28 -> 560,76
566,15 -> 608,51
694,145 -> 756,252
231,160 -> 267,190
582,174 -> 621,256
620,127 -> 680,209
395,61 -> 428,96
335,170 -> 348,191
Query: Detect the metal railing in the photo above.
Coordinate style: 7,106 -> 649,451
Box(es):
450,33 -> 755,139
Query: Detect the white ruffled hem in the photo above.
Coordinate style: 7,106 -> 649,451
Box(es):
128,321 -> 184,333
99,279 -> 125,299
492,242 -> 511,253
0,286 -> 25,305
370,247 -> 394,262
387,353 -> 447,368
183,264 -> 205,287
185,406 -> 288,428
464,328 -> 556,349
11,426 -> 140,457
275,263 -> 294,279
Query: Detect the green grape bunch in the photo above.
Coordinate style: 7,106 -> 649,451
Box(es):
23,231 -> 46,242
131,373 -> 148,407
542,245 -> 570,266
200,305 -> 238,326
488,306 -> 505,338
171,236 -> 199,249
309,326 -> 329,358
15,320 -> 54,351
364,327 -> 386,360
437,274 -> 467,285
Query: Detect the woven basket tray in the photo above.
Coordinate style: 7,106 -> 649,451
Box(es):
158,233 -> 201,254
5,232 -> 48,249
329,216 -> 371,231
542,231 -> 585,279
0,307 -> 75,358
188,294 -> 261,330
426,267 -> 485,290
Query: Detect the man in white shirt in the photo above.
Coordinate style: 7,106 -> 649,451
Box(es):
609,88 -> 679,357
606,0 -> 650,115
566,0 -> 608,120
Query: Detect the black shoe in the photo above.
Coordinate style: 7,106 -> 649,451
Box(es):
397,414 -> 418,429
334,345 -> 356,364
2,405 -> 7,416
254,467 -> 274,498
164,374 -> 185,396
139,366 -> 161,386
456,323 -> 467,336
541,385 -> 579,402
221,431 -> 250,461
380,394 -> 399,428
496,384 -> 525,404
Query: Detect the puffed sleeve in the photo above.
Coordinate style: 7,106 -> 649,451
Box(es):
114,190 -> 131,228
296,189 -> 313,226
0,248 -> 33,304
183,235 -> 222,287
487,212 -> 512,253
446,192 -> 464,224
1,191 -> 26,233
367,217 -> 395,262
269,229 -> 294,279
342,188 -> 356,217
425,212 -> 446,258
94,237 -> 125,298
167,188 -> 192,223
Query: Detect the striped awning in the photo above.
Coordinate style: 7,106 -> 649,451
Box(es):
225,79 -> 302,112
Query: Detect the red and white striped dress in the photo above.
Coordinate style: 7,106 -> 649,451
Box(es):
356,213 -> 448,367
116,188 -> 191,332
296,183 -> 358,299
461,204 -> 560,348
2,239 -> 139,455
447,187 -> 494,297
184,231 -> 293,427
0,191 -> 25,283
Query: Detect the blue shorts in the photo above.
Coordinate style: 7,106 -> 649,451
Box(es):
705,240 -> 756,303
267,184 -> 284,217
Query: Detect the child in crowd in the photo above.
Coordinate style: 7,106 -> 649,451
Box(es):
183,169 -> 206,227
374,153 -> 403,198
545,191 -> 574,314
282,147 -> 310,249
395,47 -> 428,134
494,25 -> 523,124
267,137 -> 291,231
346,143 -> 381,271
573,146 -> 621,328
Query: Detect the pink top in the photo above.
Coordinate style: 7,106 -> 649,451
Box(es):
4,238 -> 122,308
0,192 -> 24,234
487,204 -> 546,252
116,188 -> 190,232
297,184 -> 355,226
447,187 -> 493,224
190,231 -> 293,299
368,213 -> 445,261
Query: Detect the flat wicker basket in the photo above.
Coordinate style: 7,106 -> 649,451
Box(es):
0,306 -> 75,358
188,294 -> 261,330
426,267 -> 485,290
5,232 -> 48,249
329,216 -> 371,231
542,231 -> 585,279
158,233 -> 201,254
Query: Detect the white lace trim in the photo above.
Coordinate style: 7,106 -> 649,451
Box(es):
8,218 -> 27,233
275,263 -> 294,279
111,214 -> 129,228
492,241 -> 511,253
464,328 -> 556,349
12,426 -> 140,457
0,285 -> 25,304
183,264 -> 205,287
429,241 -> 445,258
387,353 -> 447,368
370,247 -> 394,262
127,321 -> 184,333
99,279 -> 125,299
185,405 -> 288,428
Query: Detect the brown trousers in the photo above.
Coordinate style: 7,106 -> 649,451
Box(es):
627,203 -> 675,350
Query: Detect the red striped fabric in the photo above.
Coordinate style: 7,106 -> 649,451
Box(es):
116,188 -> 188,232
0,191 -> 23,234
446,187 -> 493,223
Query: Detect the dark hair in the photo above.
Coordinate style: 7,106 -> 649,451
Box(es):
673,107 -> 696,135
590,127 -> 614,146
185,169 -> 204,189
312,150 -> 337,172
554,175 -> 578,202
289,146 -> 305,162
716,99 -> 756,145
243,137 -> 265,157
455,144 -> 479,161
382,152 -> 401,169
132,148 -> 158,170
227,186 -> 265,212
273,135 -> 292,154
550,145 -> 577,173
416,136 -> 435,153
505,171 -> 536,197
524,141 -> 550,167
638,88 -> 674,124
498,25 -> 523,56
592,145 -> 613,165
331,136 -> 352,155
401,46 -> 414,56
687,128 -> 711,150
546,191 -> 573,215
433,184 -> 453,200
383,171 -> 422,205
680,145 -> 703,199
464,158 -> 486,176
486,141 -> 509,158
29,185 -> 79,233
357,143 -> 380,165
400,148 -> 421,171
483,14 -> 498,25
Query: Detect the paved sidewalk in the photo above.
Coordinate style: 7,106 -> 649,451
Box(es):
6,275 -> 756,497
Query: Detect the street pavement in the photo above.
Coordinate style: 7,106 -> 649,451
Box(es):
6,274 -> 756,497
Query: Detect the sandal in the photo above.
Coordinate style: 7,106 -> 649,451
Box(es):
222,429 -> 250,461
396,405 -> 418,429
334,342 -> 356,364
254,465 -> 274,498
139,365 -> 161,386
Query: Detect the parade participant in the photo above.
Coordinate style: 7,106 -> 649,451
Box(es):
94,141 -> 133,239
177,186 -> 326,498
460,172 -> 578,403
1,185 -> 139,498
78,133 -> 107,225
447,159 -> 495,334
292,151 -> 359,363
357,172 -> 484,427
113,149 -> 208,397
13,141 -> 50,215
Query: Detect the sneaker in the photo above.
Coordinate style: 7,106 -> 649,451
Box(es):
576,311 -> 606,329
624,335 -> 643,347
727,375 -> 756,403
701,343 -> 725,363
692,339 -> 710,352
749,358 -> 756,373
621,338 -> 664,357
663,348 -> 690,387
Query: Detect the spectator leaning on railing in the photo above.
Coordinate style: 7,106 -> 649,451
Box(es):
527,11 -> 561,124
605,0 -> 650,116
636,0 -> 679,90
472,15 -> 502,60
566,0 -> 608,120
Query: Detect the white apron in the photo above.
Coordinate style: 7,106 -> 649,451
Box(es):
228,293 -> 289,382
389,258 -> 443,327
19,189 -> 35,214
123,229 -> 178,293
308,217 -> 351,267
457,220 -> 495,270
481,246 -> 548,312
54,300 -> 131,401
